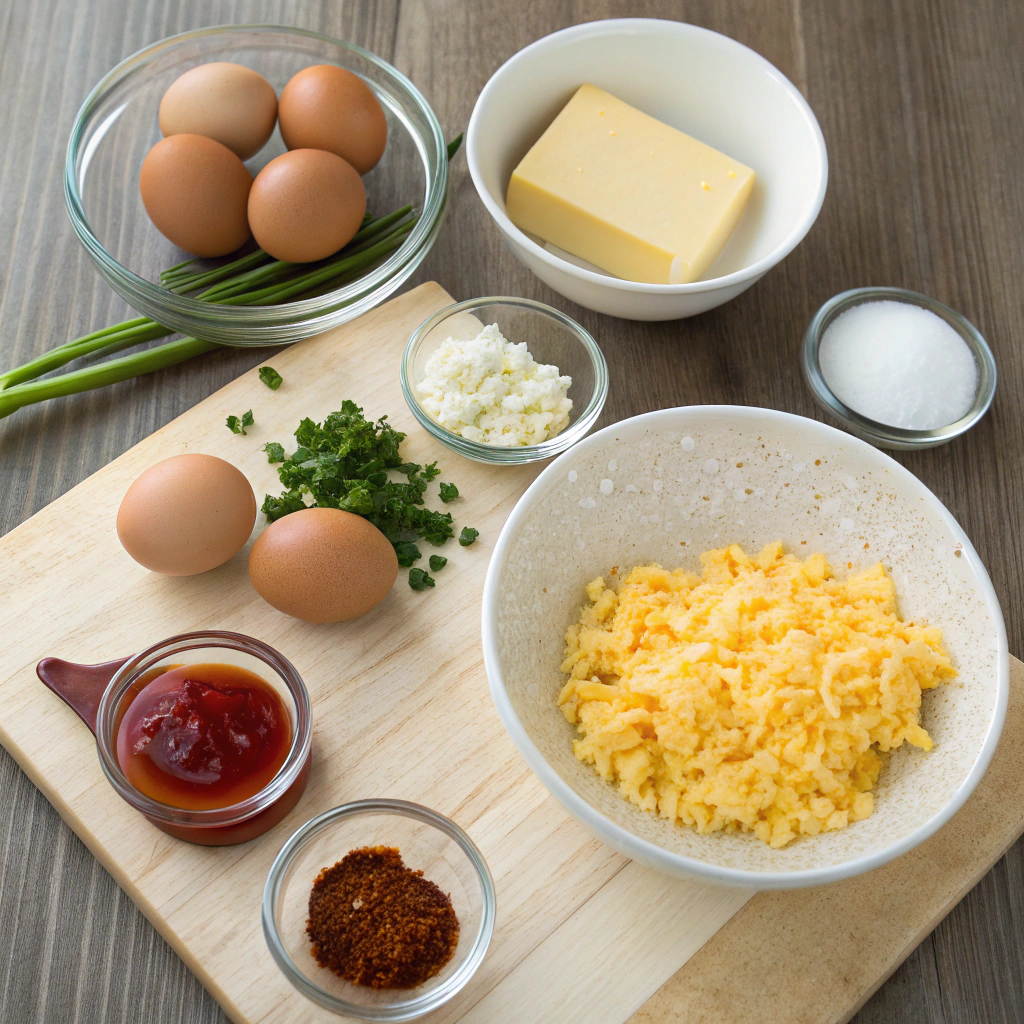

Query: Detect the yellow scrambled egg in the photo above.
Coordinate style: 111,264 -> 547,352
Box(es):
558,542 -> 956,848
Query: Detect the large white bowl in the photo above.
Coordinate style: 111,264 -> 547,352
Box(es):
482,407 -> 1008,888
467,20 -> 828,321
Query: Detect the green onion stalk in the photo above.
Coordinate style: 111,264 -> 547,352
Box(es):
0,134 -> 463,421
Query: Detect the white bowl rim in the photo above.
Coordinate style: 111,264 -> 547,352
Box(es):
481,405 -> 1009,888
467,18 -> 829,297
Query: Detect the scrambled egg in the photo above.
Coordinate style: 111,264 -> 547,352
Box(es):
558,543 -> 956,848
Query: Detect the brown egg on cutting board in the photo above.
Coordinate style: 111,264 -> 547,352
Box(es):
277,64 -> 387,174
249,507 -> 398,623
140,134 -> 253,257
158,62 -> 278,160
247,149 -> 366,262
117,454 -> 257,576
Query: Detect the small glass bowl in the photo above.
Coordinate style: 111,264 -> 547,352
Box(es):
802,287 -> 997,450
65,25 -> 448,346
400,297 -> 609,464
263,800 -> 495,1020
95,631 -> 312,845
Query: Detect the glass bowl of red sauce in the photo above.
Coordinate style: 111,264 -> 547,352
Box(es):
40,630 -> 312,845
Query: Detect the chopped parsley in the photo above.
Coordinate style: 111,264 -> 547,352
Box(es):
459,527 -> 479,546
227,409 -> 254,435
259,366 -> 283,390
263,441 -> 286,463
429,555 -> 447,572
395,541 -> 421,568
261,400 -> 478,590
408,567 -> 435,591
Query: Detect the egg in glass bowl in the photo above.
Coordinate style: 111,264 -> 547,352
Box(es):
65,24 -> 448,346
481,406 -> 1008,888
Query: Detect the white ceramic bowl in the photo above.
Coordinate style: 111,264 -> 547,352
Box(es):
482,407 -> 1008,888
467,20 -> 828,321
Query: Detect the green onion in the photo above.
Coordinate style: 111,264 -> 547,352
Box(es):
0,319 -> 171,391
0,338 -> 217,419
0,135 -> 463,420
0,217 -> 412,418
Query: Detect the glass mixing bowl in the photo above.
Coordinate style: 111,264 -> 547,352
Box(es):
263,800 -> 495,1020
65,25 -> 448,346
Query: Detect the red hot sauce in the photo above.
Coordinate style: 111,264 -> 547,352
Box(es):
115,663 -> 291,810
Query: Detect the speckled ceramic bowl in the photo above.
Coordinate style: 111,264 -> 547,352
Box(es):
482,406 -> 1008,888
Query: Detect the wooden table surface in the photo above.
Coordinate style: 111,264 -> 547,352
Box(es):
1,1 -> 1021,1021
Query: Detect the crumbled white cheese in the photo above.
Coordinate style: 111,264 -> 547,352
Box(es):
416,323 -> 573,446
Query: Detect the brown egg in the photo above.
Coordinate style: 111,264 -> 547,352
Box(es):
277,65 -> 387,175
249,508 -> 398,623
140,135 -> 252,257
247,149 -> 366,262
117,454 -> 257,576
158,62 -> 278,160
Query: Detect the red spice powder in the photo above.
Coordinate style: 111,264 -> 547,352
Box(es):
307,845 -> 460,989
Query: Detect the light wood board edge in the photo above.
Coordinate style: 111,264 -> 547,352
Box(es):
629,655 -> 1024,1024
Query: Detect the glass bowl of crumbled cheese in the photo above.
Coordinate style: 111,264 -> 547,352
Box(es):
401,297 -> 608,464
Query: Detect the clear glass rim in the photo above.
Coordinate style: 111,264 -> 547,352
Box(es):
94,630 -> 312,827
63,24 -> 448,345
801,286 -> 998,450
262,799 -> 496,1020
400,296 -> 610,465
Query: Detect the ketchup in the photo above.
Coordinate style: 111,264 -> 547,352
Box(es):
115,663 -> 292,811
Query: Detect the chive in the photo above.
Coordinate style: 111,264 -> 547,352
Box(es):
159,256 -> 201,283
0,320 -> 171,390
0,338 -> 216,419
167,250 -> 273,294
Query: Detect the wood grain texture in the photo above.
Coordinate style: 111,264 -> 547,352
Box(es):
0,0 -> 1021,1022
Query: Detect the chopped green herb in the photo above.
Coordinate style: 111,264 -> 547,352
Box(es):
227,409 -> 254,435
408,567 -> 435,591
459,527 -> 479,546
262,441 -> 286,463
429,554 -> 447,572
395,541 -> 422,568
261,401 -> 475,591
259,366 -> 283,390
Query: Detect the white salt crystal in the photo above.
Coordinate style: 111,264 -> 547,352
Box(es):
818,300 -> 978,430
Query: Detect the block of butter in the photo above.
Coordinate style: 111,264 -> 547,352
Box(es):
505,84 -> 755,285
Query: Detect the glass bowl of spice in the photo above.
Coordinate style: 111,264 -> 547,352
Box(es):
263,799 -> 495,1020
401,296 -> 609,464
802,287 -> 997,450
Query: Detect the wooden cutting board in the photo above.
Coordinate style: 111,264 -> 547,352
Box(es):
0,282 -> 1020,1024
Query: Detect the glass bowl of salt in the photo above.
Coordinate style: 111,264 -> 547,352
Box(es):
802,287 -> 997,449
